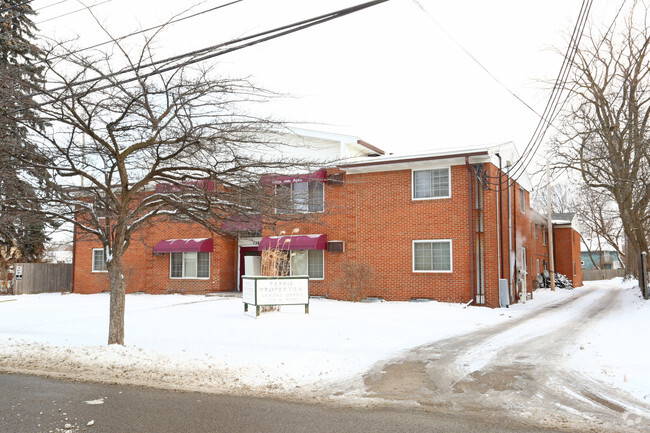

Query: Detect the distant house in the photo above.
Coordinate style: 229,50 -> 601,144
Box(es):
581,250 -> 622,270
72,129 -> 583,307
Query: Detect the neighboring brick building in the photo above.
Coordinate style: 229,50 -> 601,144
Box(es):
73,130 -> 583,306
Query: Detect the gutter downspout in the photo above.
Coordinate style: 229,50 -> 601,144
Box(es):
507,163 -> 513,304
497,154 -> 503,280
71,217 -> 77,293
466,156 -> 476,304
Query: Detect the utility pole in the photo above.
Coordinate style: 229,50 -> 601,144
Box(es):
547,161 -> 556,291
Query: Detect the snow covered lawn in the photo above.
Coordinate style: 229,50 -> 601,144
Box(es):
0,279 -> 646,402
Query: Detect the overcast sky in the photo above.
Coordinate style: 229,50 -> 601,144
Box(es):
35,0 -> 627,156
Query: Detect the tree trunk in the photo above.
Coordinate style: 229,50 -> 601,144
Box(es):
107,254 -> 126,345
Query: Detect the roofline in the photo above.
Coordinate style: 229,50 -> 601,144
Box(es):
339,150 -> 489,168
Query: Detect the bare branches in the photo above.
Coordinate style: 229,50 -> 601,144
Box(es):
551,2 -> 650,274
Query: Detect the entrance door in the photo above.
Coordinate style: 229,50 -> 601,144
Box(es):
239,247 -> 261,291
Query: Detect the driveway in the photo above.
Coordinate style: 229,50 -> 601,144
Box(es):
359,286 -> 650,432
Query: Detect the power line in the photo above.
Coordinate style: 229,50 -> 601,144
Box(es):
507,0 -> 629,189
37,0 -> 391,99
479,0 -> 593,193
503,0 -> 593,182
42,0 -> 243,63
0,0 -> 34,14
1,0 -> 391,114
411,0 -> 544,121
0,0 -> 105,40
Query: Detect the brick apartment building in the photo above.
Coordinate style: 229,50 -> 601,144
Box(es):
73,130 -> 582,307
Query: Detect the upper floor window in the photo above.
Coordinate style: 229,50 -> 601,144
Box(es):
412,168 -> 450,200
276,181 -> 324,213
520,189 -> 526,214
92,248 -> 107,272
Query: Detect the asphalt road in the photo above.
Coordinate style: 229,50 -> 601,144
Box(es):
0,374 -> 563,433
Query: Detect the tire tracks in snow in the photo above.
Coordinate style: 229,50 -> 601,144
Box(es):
361,287 -> 650,432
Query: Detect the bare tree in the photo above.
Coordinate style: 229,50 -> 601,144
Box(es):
552,1 -> 650,277
9,32 -> 315,344
576,186 -> 625,270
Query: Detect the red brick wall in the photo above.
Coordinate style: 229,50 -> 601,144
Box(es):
73,218 -> 237,295
270,163 -> 541,307
73,162 -> 577,306
553,227 -> 583,287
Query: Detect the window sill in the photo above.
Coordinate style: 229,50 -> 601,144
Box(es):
169,277 -> 210,280
411,195 -> 451,201
413,270 -> 453,274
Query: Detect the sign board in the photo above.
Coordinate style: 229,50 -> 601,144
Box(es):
242,276 -> 309,316
256,278 -> 309,305
15,265 -> 23,280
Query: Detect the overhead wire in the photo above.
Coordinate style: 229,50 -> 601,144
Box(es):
16,0 -> 391,108
499,0 -> 629,191
409,0 -> 592,193
41,0 -> 244,63
496,0 -> 593,185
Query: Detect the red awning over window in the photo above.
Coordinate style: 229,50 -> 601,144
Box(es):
258,234 -> 327,251
153,238 -> 214,253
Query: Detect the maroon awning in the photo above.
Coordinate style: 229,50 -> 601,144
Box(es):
258,234 -> 327,251
260,170 -> 327,186
221,214 -> 262,232
153,238 -> 214,253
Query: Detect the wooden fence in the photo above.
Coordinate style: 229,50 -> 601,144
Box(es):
582,268 -> 626,281
13,263 -> 73,295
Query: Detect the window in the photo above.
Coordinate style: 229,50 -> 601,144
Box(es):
536,259 -> 540,276
543,229 -> 547,246
290,250 -> 324,279
535,224 -> 539,239
413,240 -> 452,272
520,189 -> 526,214
412,168 -> 450,200
170,252 -> 210,279
92,248 -> 107,272
276,181 -> 324,213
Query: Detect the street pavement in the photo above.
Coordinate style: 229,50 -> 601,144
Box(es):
0,374 -> 562,433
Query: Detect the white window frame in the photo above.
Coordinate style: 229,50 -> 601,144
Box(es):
276,181 -> 325,214
169,252 -> 210,279
290,249 -> 324,280
412,167 -> 451,201
520,188 -> 526,214
412,239 -> 453,273
92,248 -> 108,273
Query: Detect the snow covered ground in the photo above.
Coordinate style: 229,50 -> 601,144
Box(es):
0,278 -> 647,404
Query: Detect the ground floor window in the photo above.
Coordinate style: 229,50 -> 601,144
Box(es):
92,248 -> 107,272
290,250 -> 324,279
413,240 -> 452,272
170,252 -> 210,279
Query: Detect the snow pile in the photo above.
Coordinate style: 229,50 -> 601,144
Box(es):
570,278 -> 650,402
0,280 -> 647,405
0,293 -> 515,395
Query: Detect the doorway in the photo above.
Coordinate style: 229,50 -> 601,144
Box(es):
239,246 -> 261,291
